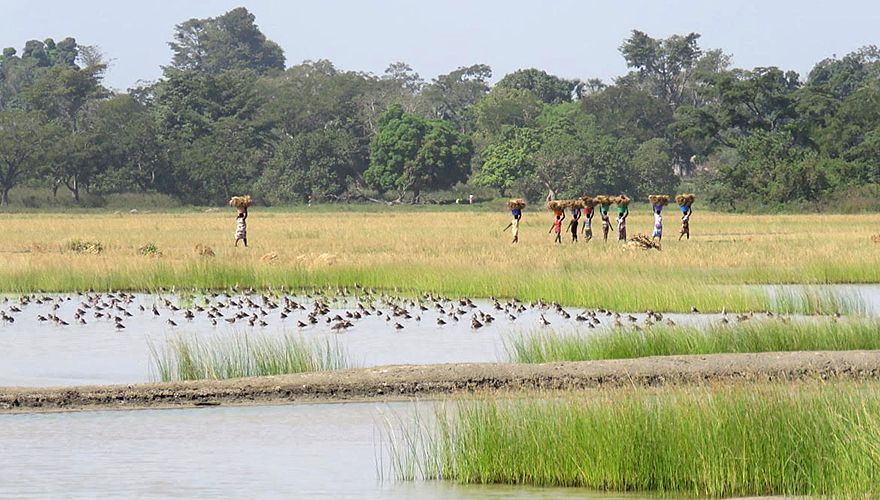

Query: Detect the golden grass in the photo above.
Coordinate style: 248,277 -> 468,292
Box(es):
1,210 -> 879,311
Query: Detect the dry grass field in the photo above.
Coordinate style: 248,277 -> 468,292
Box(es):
2,208 -> 879,311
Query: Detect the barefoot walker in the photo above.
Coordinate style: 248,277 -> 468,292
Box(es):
676,193 -> 695,240
229,195 -> 252,247
648,195 -> 669,242
615,195 -> 630,242
504,199 -> 526,244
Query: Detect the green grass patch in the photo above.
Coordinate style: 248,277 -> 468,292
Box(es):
506,319 -> 880,363
391,383 -> 880,495
149,334 -> 351,381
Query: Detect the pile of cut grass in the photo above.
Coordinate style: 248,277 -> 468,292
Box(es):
150,334 -> 351,381
391,383 -> 880,496
507,319 -> 880,363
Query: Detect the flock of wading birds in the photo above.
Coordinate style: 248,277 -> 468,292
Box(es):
504,194 -> 696,246
0,279 -> 799,335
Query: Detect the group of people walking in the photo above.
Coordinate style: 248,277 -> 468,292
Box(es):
505,194 -> 695,245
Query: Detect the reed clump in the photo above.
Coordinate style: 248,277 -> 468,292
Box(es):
507,319 -> 880,363
137,242 -> 161,257
391,382 -> 880,496
63,239 -> 104,254
150,334 -> 351,381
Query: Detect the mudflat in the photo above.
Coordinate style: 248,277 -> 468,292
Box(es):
3,350 -> 880,413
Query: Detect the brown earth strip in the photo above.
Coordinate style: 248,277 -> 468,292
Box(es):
3,350 -> 880,413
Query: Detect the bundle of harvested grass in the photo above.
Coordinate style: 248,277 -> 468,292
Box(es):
595,195 -> 611,205
615,195 -> 631,207
229,195 -> 252,209
63,239 -> 104,255
648,195 -> 669,206
547,200 -> 564,212
626,234 -> 661,251
871,234 -> 880,244
194,243 -> 215,257
507,198 -> 526,210
675,193 -> 696,207
581,196 -> 597,208
260,252 -> 279,264
567,199 -> 585,209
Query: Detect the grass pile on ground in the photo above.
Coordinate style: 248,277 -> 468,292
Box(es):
390,383 -> 880,496
150,334 -> 351,381
507,319 -> 880,363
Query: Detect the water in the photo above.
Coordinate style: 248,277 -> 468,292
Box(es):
0,293 -> 722,387
0,402 -> 639,499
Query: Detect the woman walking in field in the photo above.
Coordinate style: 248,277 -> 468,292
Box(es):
505,199 -> 526,244
229,195 -> 252,247
616,196 -> 630,242
568,202 -> 582,243
648,195 -> 669,243
234,209 -> 248,247
582,199 -> 595,242
596,196 -> 613,242
676,194 -> 695,241
547,200 -> 565,244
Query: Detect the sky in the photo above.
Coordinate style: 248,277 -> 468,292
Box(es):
2,0 -> 879,91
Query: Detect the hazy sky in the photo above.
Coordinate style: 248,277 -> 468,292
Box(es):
3,0 -> 879,91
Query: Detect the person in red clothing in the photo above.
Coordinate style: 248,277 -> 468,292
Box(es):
549,215 -> 563,244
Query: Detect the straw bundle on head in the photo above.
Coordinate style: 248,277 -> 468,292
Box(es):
581,196 -> 597,208
507,198 -> 526,210
547,200 -> 564,212
615,195 -> 631,207
675,193 -> 696,207
569,199 -> 585,209
648,195 -> 669,206
229,195 -> 252,209
594,195 -> 610,205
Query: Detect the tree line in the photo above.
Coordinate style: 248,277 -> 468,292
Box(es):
1,6 -> 879,210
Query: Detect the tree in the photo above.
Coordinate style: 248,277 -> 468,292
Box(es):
419,64 -> 492,132
0,110 -> 59,206
365,105 -> 473,201
705,67 -> 800,137
167,7 -> 284,76
256,128 -> 363,204
474,127 -> 541,196
631,138 -> 678,196
496,68 -> 578,104
620,30 -> 702,107
472,87 -> 543,140
581,84 -> 672,143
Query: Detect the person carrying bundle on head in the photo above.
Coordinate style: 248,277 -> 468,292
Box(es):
676,194 -> 695,241
504,199 -> 526,244
649,195 -> 669,242
567,201 -> 582,243
596,196 -> 613,242
582,197 -> 595,243
547,200 -> 565,244
616,196 -> 630,242
229,195 -> 252,247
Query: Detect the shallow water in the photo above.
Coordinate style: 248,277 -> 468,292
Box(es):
0,402 -> 640,499
0,292 -> 723,387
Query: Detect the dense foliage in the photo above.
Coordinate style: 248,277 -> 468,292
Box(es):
1,8 -> 880,210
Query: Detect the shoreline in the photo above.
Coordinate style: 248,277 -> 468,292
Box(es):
3,350 -> 880,413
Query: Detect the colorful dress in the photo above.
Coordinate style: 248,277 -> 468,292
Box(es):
617,213 -> 627,241
235,216 -> 247,240
583,208 -> 594,241
652,212 -> 663,238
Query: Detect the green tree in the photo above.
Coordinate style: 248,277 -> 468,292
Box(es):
473,87 -> 543,140
256,128 -> 363,204
167,7 -> 284,76
581,84 -> 672,142
632,138 -> 678,196
365,105 -> 473,201
496,68 -> 578,104
474,127 -> 541,196
419,64 -> 492,132
0,110 -> 59,206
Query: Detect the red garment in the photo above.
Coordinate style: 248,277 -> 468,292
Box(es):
553,219 -> 562,233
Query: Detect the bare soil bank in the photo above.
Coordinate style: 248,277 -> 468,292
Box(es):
4,350 -> 880,413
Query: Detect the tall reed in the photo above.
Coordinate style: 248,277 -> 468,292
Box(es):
507,319 -> 880,363
150,334 -> 351,381
391,383 -> 880,496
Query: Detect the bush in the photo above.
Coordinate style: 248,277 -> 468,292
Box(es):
63,239 -> 104,254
